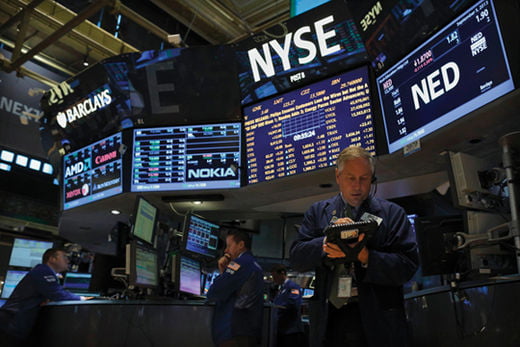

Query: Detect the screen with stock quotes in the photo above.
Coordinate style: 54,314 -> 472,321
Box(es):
243,65 -> 376,184
131,123 -> 241,192
376,0 -> 514,153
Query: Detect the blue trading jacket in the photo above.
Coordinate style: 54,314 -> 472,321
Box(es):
0,264 -> 81,339
206,251 -> 264,345
290,194 -> 418,347
273,279 -> 304,335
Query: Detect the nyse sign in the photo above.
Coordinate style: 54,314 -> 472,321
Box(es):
247,15 -> 341,83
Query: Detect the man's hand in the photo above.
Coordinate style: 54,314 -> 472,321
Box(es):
323,217 -> 369,264
218,253 -> 231,273
81,296 -> 94,301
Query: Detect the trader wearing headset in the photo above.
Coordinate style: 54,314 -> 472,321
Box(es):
290,146 -> 418,347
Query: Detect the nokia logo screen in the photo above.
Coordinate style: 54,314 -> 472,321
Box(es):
131,123 -> 242,192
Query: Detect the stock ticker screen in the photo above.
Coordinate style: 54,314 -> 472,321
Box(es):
62,132 -> 123,210
243,66 -> 375,184
131,123 -> 242,192
376,0 -> 514,153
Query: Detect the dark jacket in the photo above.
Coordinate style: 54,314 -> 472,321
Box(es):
0,264 -> 81,339
290,194 -> 418,347
273,279 -> 304,335
206,251 -> 264,345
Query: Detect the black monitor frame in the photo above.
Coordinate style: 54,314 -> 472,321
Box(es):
415,215 -> 469,276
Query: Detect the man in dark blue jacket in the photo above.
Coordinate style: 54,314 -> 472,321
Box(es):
0,248 -> 86,345
290,146 -> 418,347
270,264 -> 305,347
207,229 -> 264,347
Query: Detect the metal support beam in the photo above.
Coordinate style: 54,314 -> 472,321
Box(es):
114,2 -> 181,47
11,6 -> 32,61
7,0 -> 111,71
0,0 -> 45,35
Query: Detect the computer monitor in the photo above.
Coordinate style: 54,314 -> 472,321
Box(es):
8,238 -> 53,268
182,214 -> 221,259
131,196 -> 159,245
126,242 -> 159,289
63,272 -> 92,291
1,270 -> 29,298
172,255 -> 202,296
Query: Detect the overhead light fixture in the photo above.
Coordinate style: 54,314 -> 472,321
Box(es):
192,201 -> 203,205
110,209 -> 121,215
83,54 -> 89,67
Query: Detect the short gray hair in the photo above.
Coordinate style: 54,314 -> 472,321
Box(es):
336,146 -> 375,174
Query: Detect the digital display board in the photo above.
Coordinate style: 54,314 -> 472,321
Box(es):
9,238 -> 53,268
183,214 -> 220,259
243,66 -> 375,184
234,0 -> 366,105
62,132 -> 123,209
131,123 -> 241,192
376,0 -> 514,154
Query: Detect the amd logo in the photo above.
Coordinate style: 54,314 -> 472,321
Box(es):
188,168 -> 236,179
247,15 -> 341,83
65,161 -> 89,179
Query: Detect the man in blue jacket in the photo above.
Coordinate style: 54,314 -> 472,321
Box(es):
290,146 -> 418,347
207,229 -> 264,347
270,264 -> 305,347
0,248 -> 87,345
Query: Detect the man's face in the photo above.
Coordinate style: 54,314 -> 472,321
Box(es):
49,251 -> 70,273
225,235 -> 244,260
335,157 -> 373,207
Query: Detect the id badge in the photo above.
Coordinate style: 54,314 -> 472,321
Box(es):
337,275 -> 352,298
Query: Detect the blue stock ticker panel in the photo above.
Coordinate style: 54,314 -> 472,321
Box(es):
376,0 -> 514,154
62,132 -> 123,210
243,65 -> 375,184
131,123 -> 242,192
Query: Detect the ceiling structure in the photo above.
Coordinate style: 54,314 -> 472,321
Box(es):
0,0 -> 291,86
1,0 -> 519,254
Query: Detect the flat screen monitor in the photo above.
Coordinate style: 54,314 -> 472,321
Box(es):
243,65 -> 376,184
127,242 -> 159,289
1,270 -> 29,298
375,0 -> 515,154
131,122 -> 242,192
131,196 -> 158,245
9,238 -> 53,268
63,272 -> 92,291
183,214 -> 220,259
174,255 -> 202,296
62,132 -> 123,209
